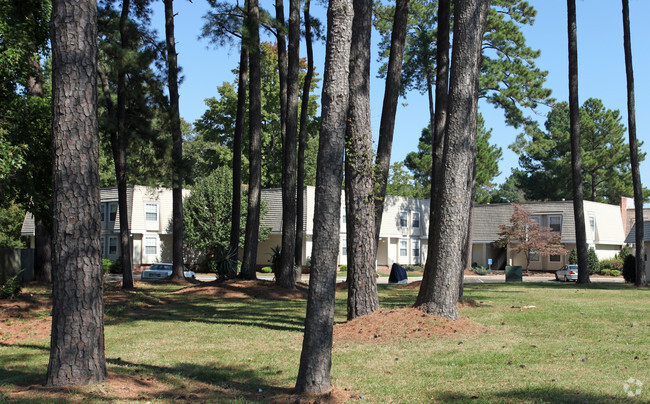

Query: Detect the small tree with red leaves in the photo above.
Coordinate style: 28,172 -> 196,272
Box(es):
496,204 -> 568,272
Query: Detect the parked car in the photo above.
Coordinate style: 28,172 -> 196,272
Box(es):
556,264 -> 578,282
141,263 -> 196,281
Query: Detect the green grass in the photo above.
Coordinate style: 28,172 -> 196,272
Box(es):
0,281 -> 648,403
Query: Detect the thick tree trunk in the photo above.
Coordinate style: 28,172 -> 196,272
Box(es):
295,0 -> 314,268
241,0 -> 262,280
117,0 -> 134,289
345,0 -> 378,320
418,0 -> 450,307
47,0 -> 107,385
275,0 -> 288,148
295,0 -> 353,393
230,40 -> 248,259
34,219 -> 52,283
374,0 -> 409,241
164,0 -> 185,280
415,0 -> 490,320
277,0 -> 301,289
622,0 -> 646,286
567,0 -> 590,284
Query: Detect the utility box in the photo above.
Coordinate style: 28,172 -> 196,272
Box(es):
505,265 -> 523,282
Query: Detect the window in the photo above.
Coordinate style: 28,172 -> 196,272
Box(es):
412,212 -> 420,229
530,216 -> 541,226
530,252 -> 540,262
549,215 -> 562,232
341,238 -> 347,256
399,240 -> 408,257
399,211 -> 408,228
412,240 -> 420,257
342,207 -> 346,225
100,204 -> 106,223
589,216 -> 596,233
108,236 -> 118,255
109,202 -> 118,222
550,254 -> 561,262
145,203 -> 158,222
144,236 -> 157,255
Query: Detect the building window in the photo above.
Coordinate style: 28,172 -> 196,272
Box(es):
108,236 -> 118,255
100,204 -> 106,223
412,212 -> 420,229
399,211 -> 408,228
109,202 -> 118,222
145,203 -> 158,222
341,238 -> 347,256
549,254 -> 561,262
549,215 -> 562,232
399,240 -> 408,257
342,207 -> 346,225
530,215 -> 541,226
530,252 -> 540,262
412,240 -> 420,257
589,216 -> 596,233
144,236 -> 157,255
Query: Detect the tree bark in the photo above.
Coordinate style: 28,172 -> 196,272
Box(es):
295,0 -> 353,393
345,0 -> 378,320
277,0 -> 301,289
117,0 -> 134,289
275,0 -> 288,148
374,0 -> 409,241
47,0 -> 107,385
295,0 -> 314,268
230,37 -> 248,260
622,0 -> 647,286
415,0 -> 490,320
164,0 -> 185,280
241,0 -> 262,280
567,0 -> 590,284
418,0 -> 450,308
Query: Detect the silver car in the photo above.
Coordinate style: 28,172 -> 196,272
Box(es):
556,264 -> 578,282
141,263 -> 196,281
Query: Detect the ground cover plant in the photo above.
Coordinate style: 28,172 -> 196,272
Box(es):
0,279 -> 648,403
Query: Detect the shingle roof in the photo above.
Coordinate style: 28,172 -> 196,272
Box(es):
625,222 -> 650,243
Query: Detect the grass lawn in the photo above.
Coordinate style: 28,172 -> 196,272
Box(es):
0,280 -> 648,403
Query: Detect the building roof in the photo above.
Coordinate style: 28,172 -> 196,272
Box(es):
625,221 -> 650,243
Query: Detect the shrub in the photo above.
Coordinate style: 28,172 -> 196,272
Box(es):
0,271 -> 23,299
618,246 -> 632,262
403,265 -> 423,272
269,246 -> 281,275
203,245 -> 239,280
610,270 -> 621,277
569,248 -> 577,265
473,265 -> 491,275
623,254 -> 636,283
102,258 -> 114,274
600,257 -> 623,274
339,265 -> 347,272
260,266 -> 273,273
601,269 -> 611,276
587,248 -> 599,274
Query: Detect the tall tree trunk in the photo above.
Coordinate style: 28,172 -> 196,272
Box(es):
622,0 -> 646,286
230,30 -> 248,260
277,0 -> 301,289
418,0 -> 450,307
47,0 -> 107,385
295,0 -> 353,393
345,0 -> 378,320
567,0 -> 590,284
117,0 -> 134,289
295,0 -> 314,268
164,0 -> 185,280
241,0 -> 262,280
374,0 -> 409,241
34,218 -> 52,283
415,0 -> 490,320
275,0 -> 288,147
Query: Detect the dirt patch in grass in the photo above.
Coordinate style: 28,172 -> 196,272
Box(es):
334,308 -> 488,343
0,291 -> 52,345
3,371 -> 357,403
174,279 -> 309,300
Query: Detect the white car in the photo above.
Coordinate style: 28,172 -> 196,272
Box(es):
556,264 -> 578,282
141,263 -> 196,281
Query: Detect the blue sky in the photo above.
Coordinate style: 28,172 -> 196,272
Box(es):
152,0 -> 650,192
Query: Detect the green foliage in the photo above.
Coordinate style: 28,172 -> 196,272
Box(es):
260,266 -> 273,273
601,269 -> 621,277
610,270 -> 621,277
269,246 -> 281,274
385,162 -> 424,198
102,259 -> 114,274
403,265 -> 423,272
338,265 -> 347,272
0,271 -> 23,299
587,248 -> 599,274
473,266 -> 491,275
404,116 -> 502,201
599,257 -> 623,273
568,248 -> 577,265
618,246 -> 631,262
203,245 -> 239,280
622,254 -> 636,283
0,201 -> 26,248
192,42 -> 321,188
511,98 -> 649,203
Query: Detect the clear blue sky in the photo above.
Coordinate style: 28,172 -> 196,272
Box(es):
152,0 -> 650,193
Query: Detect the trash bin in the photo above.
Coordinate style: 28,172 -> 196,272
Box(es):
389,263 -> 408,284
505,265 -> 523,282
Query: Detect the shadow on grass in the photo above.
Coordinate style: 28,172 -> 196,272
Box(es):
433,385 -> 630,403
